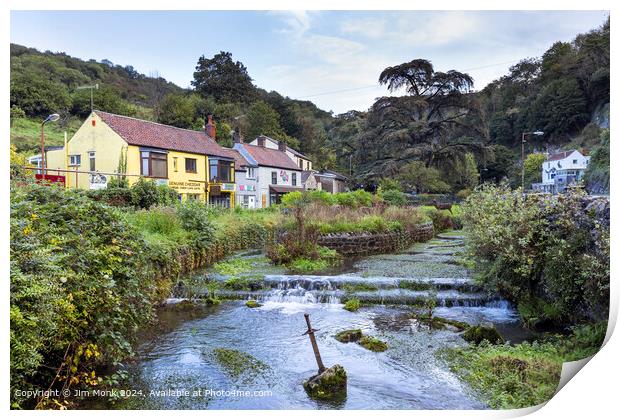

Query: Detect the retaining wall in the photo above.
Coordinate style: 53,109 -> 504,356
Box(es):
316,222 -> 434,256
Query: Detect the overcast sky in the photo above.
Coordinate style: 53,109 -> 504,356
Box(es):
11,10 -> 609,114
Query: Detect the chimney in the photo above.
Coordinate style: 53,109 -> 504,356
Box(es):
278,140 -> 286,152
257,135 -> 266,147
205,114 -> 216,139
233,128 -> 243,144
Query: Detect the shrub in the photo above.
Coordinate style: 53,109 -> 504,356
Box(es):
10,182 -> 159,408
176,200 -> 215,247
462,183 -> 609,326
381,189 -> 408,206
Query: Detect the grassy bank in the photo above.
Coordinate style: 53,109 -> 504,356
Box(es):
443,323 -> 607,409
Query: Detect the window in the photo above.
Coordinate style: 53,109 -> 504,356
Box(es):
271,171 -> 277,185
573,159 -> 578,164
89,152 -> 96,172
246,167 -> 256,179
185,158 -> 197,173
140,151 -> 167,178
292,172 -> 297,186
173,157 -> 178,172
69,154 -> 81,167
209,159 -> 234,182
548,163 -> 551,168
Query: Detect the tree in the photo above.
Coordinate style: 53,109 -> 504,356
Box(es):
10,73 -> 71,116
158,93 -> 199,129
192,51 -> 257,104
353,59 -> 485,182
244,101 -> 294,145
523,153 -> 546,186
397,161 -> 451,193
71,85 -> 129,118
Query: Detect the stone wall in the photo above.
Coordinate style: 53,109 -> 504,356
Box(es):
317,222 -> 434,257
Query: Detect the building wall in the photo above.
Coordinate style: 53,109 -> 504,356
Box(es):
542,151 -> 590,183
256,166 -> 302,208
64,112 -> 128,189
235,168 -> 259,208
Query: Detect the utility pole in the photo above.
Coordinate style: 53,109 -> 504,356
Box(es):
77,84 -> 99,111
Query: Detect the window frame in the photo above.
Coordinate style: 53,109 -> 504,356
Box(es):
69,154 -> 81,167
208,159 -> 235,183
140,150 -> 168,179
88,151 -> 96,172
185,157 -> 197,174
271,171 -> 277,185
292,172 -> 297,186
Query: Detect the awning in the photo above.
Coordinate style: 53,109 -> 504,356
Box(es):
269,185 -> 304,194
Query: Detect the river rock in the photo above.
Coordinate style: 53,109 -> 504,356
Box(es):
462,323 -> 504,345
334,329 -> 363,343
245,300 -> 261,308
303,364 -> 347,401
359,335 -> 388,352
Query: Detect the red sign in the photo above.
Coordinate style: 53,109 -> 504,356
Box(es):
35,174 -> 66,186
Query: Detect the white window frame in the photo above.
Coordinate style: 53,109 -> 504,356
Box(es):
69,154 -> 81,167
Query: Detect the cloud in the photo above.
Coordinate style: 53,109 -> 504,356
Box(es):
340,17 -> 388,39
397,12 -> 482,46
269,10 -> 312,36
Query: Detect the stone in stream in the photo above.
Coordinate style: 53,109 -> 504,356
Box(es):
334,329 -> 363,343
303,364 -> 348,401
245,300 -> 261,308
462,323 -> 505,345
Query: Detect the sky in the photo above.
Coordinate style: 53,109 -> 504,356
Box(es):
10,10 -> 609,114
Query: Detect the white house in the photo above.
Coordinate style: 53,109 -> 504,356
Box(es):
232,136 -> 303,207
532,150 -> 590,194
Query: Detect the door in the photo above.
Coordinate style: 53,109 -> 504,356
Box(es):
248,196 -> 256,209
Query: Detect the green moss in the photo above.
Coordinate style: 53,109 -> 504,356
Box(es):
343,298 -> 361,312
212,348 -> 268,378
303,364 -> 348,401
334,329 -> 363,343
287,258 -> 330,273
341,282 -> 379,293
462,325 -> 504,345
203,296 -> 221,306
443,342 -> 562,409
245,300 -> 261,308
359,335 -> 388,352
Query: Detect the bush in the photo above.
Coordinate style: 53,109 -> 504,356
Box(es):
129,178 -> 178,209
381,189 -> 408,206
10,182 -> 160,408
176,200 -> 215,247
462,183 -> 609,326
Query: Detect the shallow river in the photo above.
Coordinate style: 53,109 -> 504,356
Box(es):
95,232 -> 529,410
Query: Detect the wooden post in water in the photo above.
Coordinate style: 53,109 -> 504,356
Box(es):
303,313 -> 326,374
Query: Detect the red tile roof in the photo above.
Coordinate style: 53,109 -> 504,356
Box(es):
95,111 -> 235,159
547,150 -> 576,161
242,144 -> 300,170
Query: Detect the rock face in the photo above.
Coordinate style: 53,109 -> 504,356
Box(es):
303,364 -> 347,401
462,324 -> 504,345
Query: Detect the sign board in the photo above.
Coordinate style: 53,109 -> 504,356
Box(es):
222,183 -> 235,191
238,184 -> 256,192
169,181 -> 203,192
154,179 -> 168,186
89,173 -> 108,190
35,174 -> 65,186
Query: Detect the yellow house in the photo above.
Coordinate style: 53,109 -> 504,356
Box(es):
42,110 -> 237,206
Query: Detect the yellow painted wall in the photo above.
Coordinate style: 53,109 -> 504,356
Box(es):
126,146 -> 208,201
62,112 -> 129,189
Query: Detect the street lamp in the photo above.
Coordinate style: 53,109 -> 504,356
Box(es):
521,131 -> 544,191
40,113 -> 60,175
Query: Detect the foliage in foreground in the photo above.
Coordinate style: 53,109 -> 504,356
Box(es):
444,322 -> 607,409
461,183 -> 609,327
10,183 -> 158,409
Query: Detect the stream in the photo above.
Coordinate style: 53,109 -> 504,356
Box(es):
92,231 -> 530,410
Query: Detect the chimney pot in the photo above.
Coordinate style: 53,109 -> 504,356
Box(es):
233,128 -> 243,144
205,114 -> 216,139
278,140 -> 286,152
257,136 -> 266,147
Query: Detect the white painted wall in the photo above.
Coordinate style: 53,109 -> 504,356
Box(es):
542,150 -> 590,183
